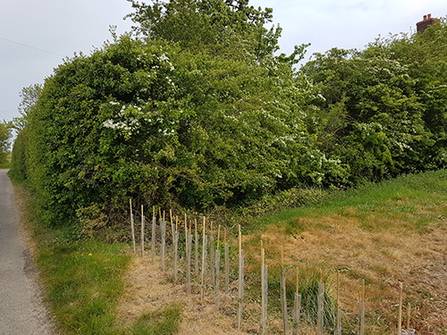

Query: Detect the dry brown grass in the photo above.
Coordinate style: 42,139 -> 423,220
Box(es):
114,207 -> 447,334
116,253 -> 261,335
115,171 -> 447,335
244,206 -> 447,334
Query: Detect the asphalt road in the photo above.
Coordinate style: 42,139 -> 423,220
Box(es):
0,169 -> 54,335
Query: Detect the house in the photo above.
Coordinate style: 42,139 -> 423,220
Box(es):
416,14 -> 440,33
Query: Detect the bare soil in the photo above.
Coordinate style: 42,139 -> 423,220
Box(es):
116,254 -> 261,334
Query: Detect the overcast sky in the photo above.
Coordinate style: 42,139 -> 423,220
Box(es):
1,0 -> 446,123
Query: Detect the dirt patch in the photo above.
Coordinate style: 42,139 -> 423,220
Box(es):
116,253 -> 259,334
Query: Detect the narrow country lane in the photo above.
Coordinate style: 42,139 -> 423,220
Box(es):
0,169 -> 55,335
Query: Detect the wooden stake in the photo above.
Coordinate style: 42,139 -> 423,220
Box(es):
176,216 -> 178,232
141,205 -> 145,256
203,216 -> 206,237
339,271 -> 341,308
261,247 -> 265,334
195,218 -> 198,276
281,247 -> 284,268
170,209 -> 174,241
184,213 -> 187,233
318,274 -> 323,335
217,225 -> 221,250
224,227 -> 227,245
130,199 -> 136,253
153,206 -> 155,218
159,207 -> 161,218
362,279 -> 365,304
296,268 -> 299,295
237,246 -> 244,329
398,282 -> 403,335
238,225 -> 242,257
407,303 -> 411,330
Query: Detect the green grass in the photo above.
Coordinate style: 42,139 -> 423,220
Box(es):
0,162 -> 11,169
127,305 -> 183,335
0,152 -> 11,169
250,170 -> 447,234
38,240 -> 130,334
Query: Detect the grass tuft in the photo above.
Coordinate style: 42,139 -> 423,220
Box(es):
128,304 -> 183,335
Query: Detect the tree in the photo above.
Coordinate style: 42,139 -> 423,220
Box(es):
301,47 -> 433,183
13,35 -> 345,226
0,120 -> 11,164
125,0 -> 286,62
363,18 -> 447,169
8,84 -> 42,132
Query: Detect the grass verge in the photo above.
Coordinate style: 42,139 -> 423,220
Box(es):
12,180 -> 182,335
0,162 -> 11,169
11,168 -> 447,334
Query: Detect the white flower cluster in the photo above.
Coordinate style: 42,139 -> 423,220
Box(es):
158,53 -> 175,71
103,119 -> 136,133
158,128 -> 175,136
103,102 -> 179,137
223,114 -> 238,120
103,104 -> 142,135
117,105 -> 142,117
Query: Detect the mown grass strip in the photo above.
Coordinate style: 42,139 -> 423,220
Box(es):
37,240 -> 130,335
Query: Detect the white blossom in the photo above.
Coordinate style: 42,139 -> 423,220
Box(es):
159,54 -> 169,62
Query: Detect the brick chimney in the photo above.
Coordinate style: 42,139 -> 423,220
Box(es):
417,14 -> 440,33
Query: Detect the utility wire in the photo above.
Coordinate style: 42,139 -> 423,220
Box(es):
0,36 -> 65,57
0,110 -> 14,120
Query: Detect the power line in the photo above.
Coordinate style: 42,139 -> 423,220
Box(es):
0,36 -> 65,57
0,111 -> 12,120
0,108 -> 18,120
